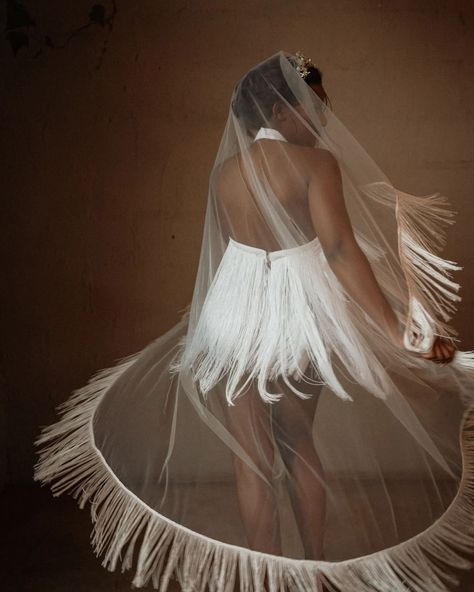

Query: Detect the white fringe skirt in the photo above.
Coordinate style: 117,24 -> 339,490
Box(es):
172,234 -> 393,405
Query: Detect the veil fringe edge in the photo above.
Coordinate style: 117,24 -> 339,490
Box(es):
361,182 -> 474,374
33,345 -> 474,592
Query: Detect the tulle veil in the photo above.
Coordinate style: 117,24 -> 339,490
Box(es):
34,50 -> 474,591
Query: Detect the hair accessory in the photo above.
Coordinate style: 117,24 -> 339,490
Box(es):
294,50 -> 314,79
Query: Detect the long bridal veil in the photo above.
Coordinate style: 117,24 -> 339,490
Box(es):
34,51 -> 474,591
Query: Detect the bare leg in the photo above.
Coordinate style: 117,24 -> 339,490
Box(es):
222,380 -> 282,555
272,380 -> 326,559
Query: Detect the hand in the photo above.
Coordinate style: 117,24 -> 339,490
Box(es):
385,322 -> 457,366
416,335 -> 457,365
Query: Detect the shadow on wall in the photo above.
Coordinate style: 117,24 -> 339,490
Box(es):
5,0 -> 117,67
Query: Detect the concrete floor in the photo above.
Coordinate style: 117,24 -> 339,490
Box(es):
2,484 -> 473,592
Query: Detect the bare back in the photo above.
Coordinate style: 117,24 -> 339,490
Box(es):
215,139 -> 327,249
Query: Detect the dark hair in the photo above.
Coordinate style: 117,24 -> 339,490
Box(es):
232,55 -> 324,131
303,66 -> 323,86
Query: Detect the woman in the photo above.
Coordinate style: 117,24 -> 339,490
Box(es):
212,53 -> 457,562
34,51 -> 474,592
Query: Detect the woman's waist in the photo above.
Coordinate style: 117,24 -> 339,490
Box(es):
227,236 -> 322,262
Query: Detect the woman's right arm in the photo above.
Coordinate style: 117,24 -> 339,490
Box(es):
306,149 -> 455,364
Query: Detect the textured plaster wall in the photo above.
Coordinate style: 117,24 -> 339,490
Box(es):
1,0 -> 473,484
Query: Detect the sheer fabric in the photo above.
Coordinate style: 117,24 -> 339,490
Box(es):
34,51 -> 474,591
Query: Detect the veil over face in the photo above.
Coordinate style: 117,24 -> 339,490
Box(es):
34,51 -> 474,592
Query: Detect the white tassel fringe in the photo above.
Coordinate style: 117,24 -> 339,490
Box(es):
34,348 -> 474,592
361,182 -> 474,373
170,233 -> 394,405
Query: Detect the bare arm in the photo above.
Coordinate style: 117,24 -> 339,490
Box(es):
307,149 -> 403,347
307,149 -> 456,363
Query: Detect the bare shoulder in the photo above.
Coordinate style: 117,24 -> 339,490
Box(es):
284,144 -> 340,181
302,146 -> 340,174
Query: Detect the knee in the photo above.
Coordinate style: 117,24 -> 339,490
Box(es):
232,449 -> 275,483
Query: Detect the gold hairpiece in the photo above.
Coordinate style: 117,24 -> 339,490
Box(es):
295,51 -> 314,79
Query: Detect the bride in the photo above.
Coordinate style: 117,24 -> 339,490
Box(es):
34,51 -> 473,592
211,51 -> 457,562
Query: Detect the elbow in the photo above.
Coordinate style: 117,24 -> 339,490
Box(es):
325,236 -> 360,265
324,240 -> 344,263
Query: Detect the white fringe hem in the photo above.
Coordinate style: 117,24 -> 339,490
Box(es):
33,351 -> 474,592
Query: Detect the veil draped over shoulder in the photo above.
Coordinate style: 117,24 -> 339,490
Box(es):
34,51 -> 474,592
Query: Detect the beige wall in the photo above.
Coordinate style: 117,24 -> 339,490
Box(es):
1,1 -> 473,484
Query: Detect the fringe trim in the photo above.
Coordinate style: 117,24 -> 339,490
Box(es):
361,182 -> 463,350
395,187 -> 462,348
169,233 -> 394,406
34,351 -> 474,591
168,238 -> 354,404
